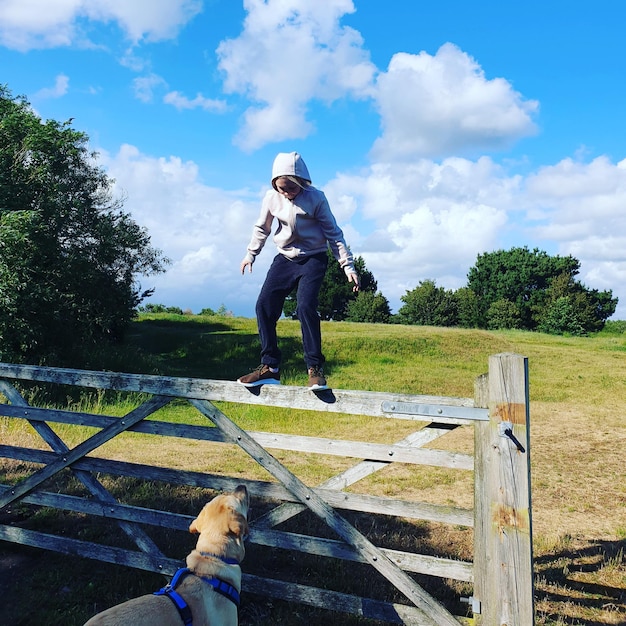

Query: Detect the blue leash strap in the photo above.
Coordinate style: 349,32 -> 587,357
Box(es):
154,568 -> 193,626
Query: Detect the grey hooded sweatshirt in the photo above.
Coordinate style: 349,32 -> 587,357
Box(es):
244,152 -> 356,275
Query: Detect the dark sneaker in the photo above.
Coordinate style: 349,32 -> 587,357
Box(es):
308,366 -> 328,390
237,365 -> 280,387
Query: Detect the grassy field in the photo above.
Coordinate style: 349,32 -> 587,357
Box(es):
1,314 -> 625,625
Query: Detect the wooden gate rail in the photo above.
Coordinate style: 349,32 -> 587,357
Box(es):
0,355 -> 534,625
0,362 -> 480,424
0,445 -> 473,528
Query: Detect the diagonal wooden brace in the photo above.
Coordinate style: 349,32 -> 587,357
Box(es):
253,423 -> 458,530
0,381 -> 165,556
0,394 -> 172,510
190,398 -> 461,626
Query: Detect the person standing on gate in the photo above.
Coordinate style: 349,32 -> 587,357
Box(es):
238,151 -> 359,390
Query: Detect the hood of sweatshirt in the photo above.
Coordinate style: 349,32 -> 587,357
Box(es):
271,152 -> 311,189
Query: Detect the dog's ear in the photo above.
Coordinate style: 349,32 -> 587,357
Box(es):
189,503 -> 210,534
234,484 -> 248,504
229,511 -> 249,538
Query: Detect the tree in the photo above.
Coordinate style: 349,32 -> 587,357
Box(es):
466,247 -> 617,332
139,304 -> 184,315
0,86 -> 169,365
284,249 -> 378,321
455,287 -> 482,328
537,297 -> 585,336
486,299 -> 522,330
397,279 -> 458,326
536,272 -> 616,335
345,291 -> 392,323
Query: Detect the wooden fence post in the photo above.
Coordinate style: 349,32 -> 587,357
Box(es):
473,353 -> 534,625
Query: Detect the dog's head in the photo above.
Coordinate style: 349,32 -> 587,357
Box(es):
189,485 -> 250,562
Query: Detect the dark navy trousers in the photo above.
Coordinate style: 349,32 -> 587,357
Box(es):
256,252 -> 328,370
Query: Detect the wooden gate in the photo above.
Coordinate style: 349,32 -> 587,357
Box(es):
0,353 -> 534,625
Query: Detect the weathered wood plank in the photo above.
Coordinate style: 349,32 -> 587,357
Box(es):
0,486 -> 473,582
0,395 -> 172,510
0,403 -> 472,469
0,524 -> 470,625
473,354 -> 534,626
249,527 -> 474,582
190,398 -> 461,626
0,381 -> 165,557
253,425 -> 459,529
252,432 -> 473,469
1,445 -> 473,526
243,573 -> 458,626
0,484 -> 192,530
0,524 -> 181,576
0,362 -> 478,424
0,402 -> 225,442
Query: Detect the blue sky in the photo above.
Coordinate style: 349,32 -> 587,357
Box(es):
1,0 -> 625,319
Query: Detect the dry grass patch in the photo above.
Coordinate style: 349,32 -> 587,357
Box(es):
535,537 -> 625,625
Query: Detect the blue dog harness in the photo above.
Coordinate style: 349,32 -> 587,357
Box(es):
153,560 -> 241,626
154,568 -> 194,626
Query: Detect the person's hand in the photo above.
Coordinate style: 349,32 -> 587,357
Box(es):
240,259 -> 252,275
347,272 -> 360,292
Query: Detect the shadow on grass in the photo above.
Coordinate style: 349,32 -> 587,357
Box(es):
535,538 -> 625,625
127,317 -> 333,383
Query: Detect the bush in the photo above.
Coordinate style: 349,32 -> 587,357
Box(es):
398,279 -> 458,326
537,297 -> 586,336
486,299 -> 522,330
345,291 -> 391,323
139,303 -> 184,315
596,319 -> 626,336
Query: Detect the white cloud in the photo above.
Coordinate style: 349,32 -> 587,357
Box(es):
99,144 -> 266,311
322,153 -> 626,317
164,91 -> 228,113
0,0 -> 202,50
95,143 -> 626,319
34,73 -> 70,99
85,0 -> 203,44
584,260 -> 626,307
215,15 -> 537,158
371,43 -> 539,161
216,0 -> 376,150
0,0 -> 77,49
524,156 -> 626,309
527,156 -> 626,204
525,156 -> 626,238
120,48 -> 151,73
323,157 -> 512,307
132,74 -> 168,103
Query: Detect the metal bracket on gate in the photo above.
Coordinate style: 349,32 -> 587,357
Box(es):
381,401 -> 489,422
460,595 -> 481,614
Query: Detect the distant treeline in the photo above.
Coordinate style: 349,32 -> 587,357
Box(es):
141,246 -> 621,338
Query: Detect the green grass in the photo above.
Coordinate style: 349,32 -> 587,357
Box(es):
1,314 -> 625,625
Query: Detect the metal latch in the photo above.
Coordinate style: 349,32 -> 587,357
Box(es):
460,595 -> 481,614
499,420 -> 526,453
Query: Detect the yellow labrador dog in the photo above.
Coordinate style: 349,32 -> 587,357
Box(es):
84,485 -> 249,626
